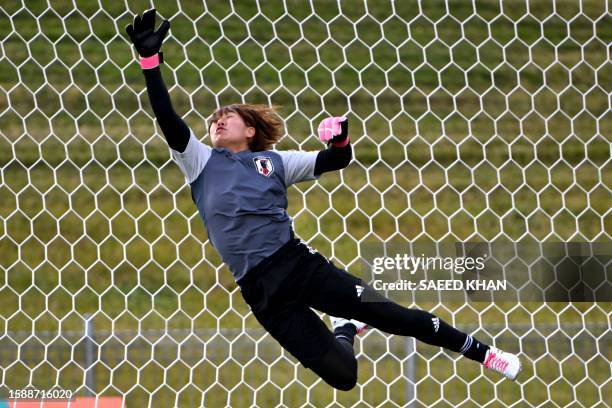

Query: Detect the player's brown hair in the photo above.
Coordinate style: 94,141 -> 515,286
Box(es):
209,104 -> 284,151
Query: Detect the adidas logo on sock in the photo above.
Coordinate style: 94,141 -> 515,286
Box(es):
431,317 -> 440,332
355,285 -> 364,297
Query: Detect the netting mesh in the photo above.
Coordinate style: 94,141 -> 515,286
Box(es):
0,0 -> 610,406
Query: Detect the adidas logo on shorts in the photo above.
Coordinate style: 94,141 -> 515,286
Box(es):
355,284 -> 364,297
431,317 -> 440,333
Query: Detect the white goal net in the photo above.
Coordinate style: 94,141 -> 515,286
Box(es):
0,0 -> 610,406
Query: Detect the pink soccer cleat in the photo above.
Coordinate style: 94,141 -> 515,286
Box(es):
483,346 -> 522,381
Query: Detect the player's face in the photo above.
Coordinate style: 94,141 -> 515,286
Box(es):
210,112 -> 255,150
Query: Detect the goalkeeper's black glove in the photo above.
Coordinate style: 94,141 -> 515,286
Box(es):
125,8 -> 170,68
333,119 -> 349,145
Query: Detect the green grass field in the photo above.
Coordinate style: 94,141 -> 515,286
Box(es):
0,0 -> 610,406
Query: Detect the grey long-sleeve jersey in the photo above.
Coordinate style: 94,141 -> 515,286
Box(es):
172,130 -> 323,281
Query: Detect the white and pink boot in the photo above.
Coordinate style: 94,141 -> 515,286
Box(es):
330,316 -> 368,335
483,346 -> 522,381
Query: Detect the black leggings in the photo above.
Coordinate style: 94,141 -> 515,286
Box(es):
305,261 -> 486,390
238,238 -> 487,391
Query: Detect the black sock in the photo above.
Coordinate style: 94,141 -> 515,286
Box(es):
460,335 -> 490,363
334,323 -> 357,346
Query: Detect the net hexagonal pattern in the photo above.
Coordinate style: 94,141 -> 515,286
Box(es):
0,1 -> 609,406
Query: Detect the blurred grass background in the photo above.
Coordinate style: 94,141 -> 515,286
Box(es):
0,0 -> 610,406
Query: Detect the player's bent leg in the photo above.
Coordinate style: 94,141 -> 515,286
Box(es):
304,259 -> 494,365
251,302 -> 358,391
305,334 -> 358,391
320,271 -> 521,381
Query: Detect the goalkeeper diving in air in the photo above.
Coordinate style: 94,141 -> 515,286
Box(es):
126,9 -> 521,390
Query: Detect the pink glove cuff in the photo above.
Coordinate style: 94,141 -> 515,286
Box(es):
332,135 -> 350,147
139,54 -> 160,69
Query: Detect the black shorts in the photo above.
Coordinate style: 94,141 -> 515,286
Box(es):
236,235 -> 365,368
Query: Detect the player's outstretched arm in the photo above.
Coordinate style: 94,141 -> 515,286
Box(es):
314,116 -> 352,176
126,9 -> 190,153
275,117 -> 351,186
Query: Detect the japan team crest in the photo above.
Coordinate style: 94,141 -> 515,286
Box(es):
253,156 -> 274,177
